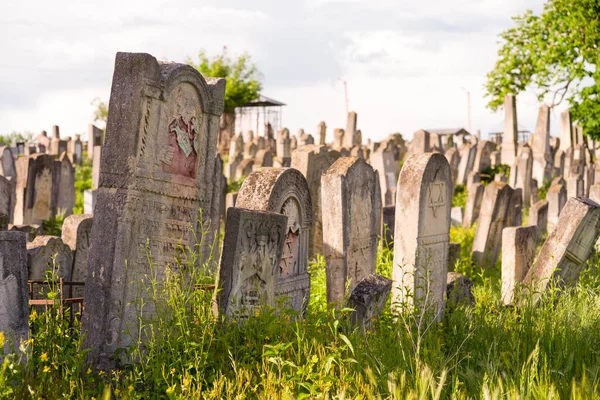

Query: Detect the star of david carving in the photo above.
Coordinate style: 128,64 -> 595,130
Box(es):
427,182 -> 446,218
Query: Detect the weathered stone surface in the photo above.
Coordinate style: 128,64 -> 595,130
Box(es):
509,145 -> 532,205
236,168 -> 313,314
235,159 -> 255,180
446,272 -> 474,307
214,208 -> 287,317
82,52 -> 225,367
531,105 -> 553,184
508,188 -> 523,227
501,226 -> 536,305
525,198 -> 600,295
370,148 -> 398,206
347,274 -> 392,330
451,207 -> 463,226
471,182 -> 514,268
381,205 -> 395,247
19,155 -> 54,225
61,214 -> 93,296
473,141 -> 494,173
318,121 -> 327,145
253,149 -> 273,170
291,145 -> 331,258
547,183 -> 567,232
83,189 -> 96,215
393,153 -> 452,319
91,145 -> 102,190
87,124 -> 103,160
463,183 -> 484,227
0,176 -> 15,224
27,235 -> 73,281
410,130 -> 430,155
559,110 -> 573,151
0,147 -> 16,182
444,147 -> 460,182
456,143 -> 476,185
225,192 -> 238,210
56,153 -> 75,217
501,95 -> 518,167
567,175 -> 584,199
343,112 -> 358,148
554,150 -> 565,178
322,157 -> 381,306
9,224 -> 40,242
0,231 -> 29,354
529,200 -> 549,241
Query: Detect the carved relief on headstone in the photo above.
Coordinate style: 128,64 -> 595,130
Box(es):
0,232 -> 29,354
81,52 -> 225,368
236,168 -> 313,314
392,153 -> 452,319
322,157 -> 381,306
214,208 -> 287,317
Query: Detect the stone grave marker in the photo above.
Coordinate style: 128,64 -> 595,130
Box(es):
529,200 -> 549,241
62,214 -> 93,297
27,235 -> 73,281
392,153 -> 452,319
87,124 -> 103,160
547,183 -> 567,232
236,167 -> 313,314
501,226 -> 536,305
82,52 -> 225,367
463,182 -> 484,226
501,95 -> 518,166
321,157 -> 381,306
0,147 -> 16,182
347,274 -> 392,331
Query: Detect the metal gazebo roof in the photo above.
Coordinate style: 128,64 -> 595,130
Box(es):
241,94 -> 286,108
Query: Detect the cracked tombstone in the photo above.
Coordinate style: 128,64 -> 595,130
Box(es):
214,208 -> 287,318
392,153 -> 452,320
81,52 -> 225,368
321,157 -> 381,306
236,168 -> 313,314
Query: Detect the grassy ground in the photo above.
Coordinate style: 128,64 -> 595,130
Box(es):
4,222 -> 600,399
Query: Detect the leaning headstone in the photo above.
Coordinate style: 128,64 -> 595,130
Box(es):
501,226 -> 536,305
508,188 -> 523,227
529,200 -> 549,241
291,145 -> 331,258
321,157 -> 381,305
347,274 -> 392,330
19,154 -> 55,225
392,153 -> 452,319
463,183 -> 484,227
471,182 -> 514,268
27,236 -> 73,281
410,129 -> 430,155
236,168 -> 313,314
0,232 -> 29,354
61,214 -> 93,296
525,198 -> 600,295
214,208 -> 287,318
82,52 -> 226,368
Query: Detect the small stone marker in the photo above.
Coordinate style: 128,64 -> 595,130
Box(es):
347,274 -> 392,330
446,272 -> 475,307
214,208 -> 287,318
547,184 -> 567,232
463,183 -> 484,226
471,181 -> 514,268
61,214 -> 93,296
525,197 -> 600,295
501,226 -> 536,305
321,157 -> 381,306
529,200 -> 549,241
0,231 -> 29,354
392,153 -> 452,319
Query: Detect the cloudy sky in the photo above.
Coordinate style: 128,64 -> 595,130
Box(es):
0,0 -> 560,142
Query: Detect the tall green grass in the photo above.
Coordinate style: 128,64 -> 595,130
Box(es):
4,223 -> 600,398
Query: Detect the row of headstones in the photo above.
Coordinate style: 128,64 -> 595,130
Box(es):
34,124 -> 104,165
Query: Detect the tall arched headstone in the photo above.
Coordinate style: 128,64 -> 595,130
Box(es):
82,52 -> 225,368
392,153 -> 452,319
321,157 -> 381,306
236,167 -> 313,314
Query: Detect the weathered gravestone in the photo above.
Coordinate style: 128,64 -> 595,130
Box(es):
531,105 -> 553,184
0,232 -> 29,354
381,205 -> 395,246
27,235 -> 73,281
0,147 -> 16,182
291,145 -> 331,258
529,200 -> 549,241
214,208 -> 287,317
318,121 -> 327,145
61,214 -> 93,296
370,147 -> 398,206
559,110 -> 573,152
509,145 -> 532,205
321,157 -> 381,306
567,175 -> 584,199
347,274 -> 392,330
473,141 -> 494,173
0,176 -> 15,224
236,168 -> 313,314
392,153 -> 452,319
82,52 -> 225,367
502,95 -> 519,167
456,143 -> 476,185
501,226 -> 536,305
56,153 -> 75,217
525,197 -> 600,297
91,145 -> 102,190
471,181 -> 514,268
87,124 -> 103,160
547,183 -> 567,232
343,111 -> 358,149
17,154 -> 54,225
463,182 -> 484,226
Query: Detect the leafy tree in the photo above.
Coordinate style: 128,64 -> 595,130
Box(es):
187,47 -> 262,114
91,97 -> 108,126
485,0 -> 600,138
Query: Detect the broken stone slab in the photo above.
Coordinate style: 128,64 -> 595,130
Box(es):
347,274 -> 392,331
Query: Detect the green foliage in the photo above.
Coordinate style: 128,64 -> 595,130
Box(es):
6,219 -> 600,398
73,158 -> 92,214
0,131 -> 32,146
41,214 -> 66,237
452,185 -> 467,208
485,0 -> 600,138
480,164 -> 511,184
538,178 -> 552,201
187,47 -> 262,113
226,175 -> 246,194
91,98 -> 108,126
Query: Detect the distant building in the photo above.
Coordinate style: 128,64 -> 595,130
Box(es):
235,94 -> 286,137
487,123 -> 531,145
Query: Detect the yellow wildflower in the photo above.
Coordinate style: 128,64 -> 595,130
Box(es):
43,366 -> 50,373
170,368 -> 175,375
0,332 -> 4,347
40,352 -> 48,362
87,367 -> 92,374
128,385 -> 134,392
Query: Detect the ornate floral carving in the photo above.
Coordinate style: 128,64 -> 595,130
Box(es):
161,116 -> 201,178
